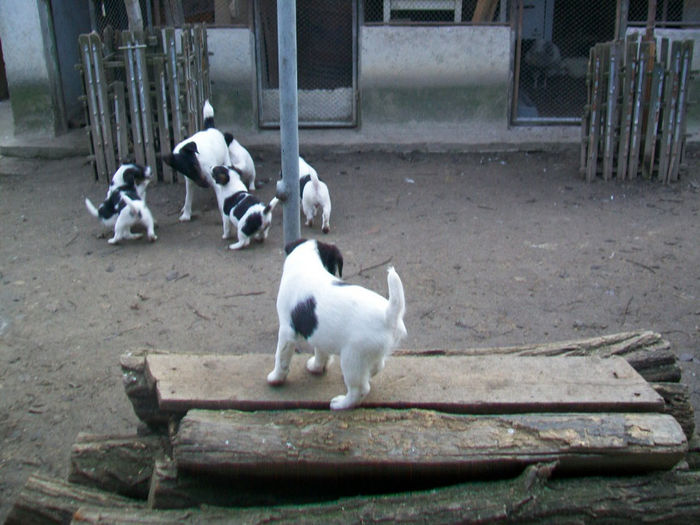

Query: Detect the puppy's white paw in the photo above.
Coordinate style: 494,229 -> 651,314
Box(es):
330,394 -> 354,410
267,370 -> 287,385
306,356 -> 326,375
107,237 -> 120,245
179,212 -> 191,222
148,234 -> 158,242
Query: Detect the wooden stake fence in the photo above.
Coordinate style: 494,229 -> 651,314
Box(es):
78,25 -> 210,183
581,35 -> 694,183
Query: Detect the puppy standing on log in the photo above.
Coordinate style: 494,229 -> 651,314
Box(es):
84,163 -> 157,244
162,100 -> 231,235
267,239 -> 407,410
211,166 -> 279,250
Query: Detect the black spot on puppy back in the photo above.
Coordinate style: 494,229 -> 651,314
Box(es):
291,296 -> 317,339
241,212 -> 263,237
316,241 -> 343,277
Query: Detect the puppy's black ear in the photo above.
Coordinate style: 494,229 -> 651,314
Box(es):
316,241 -> 343,277
285,238 -> 308,255
130,164 -> 150,184
224,132 -> 234,146
211,166 -> 229,185
161,153 -> 175,167
181,142 -> 198,155
122,167 -> 135,187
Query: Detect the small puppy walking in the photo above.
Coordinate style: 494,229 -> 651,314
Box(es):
85,163 -> 157,244
162,100 -> 231,234
297,157 -> 332,233
211,166 -> 279,250
267,239 -> 407,410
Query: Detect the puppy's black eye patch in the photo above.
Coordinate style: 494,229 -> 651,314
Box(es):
290,296 -> 317,339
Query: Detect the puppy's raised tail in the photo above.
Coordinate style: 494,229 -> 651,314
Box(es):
85,197 -> 99,218
203,99 -> 215,129
264,197 -> 280,215
385,266 -> 407,342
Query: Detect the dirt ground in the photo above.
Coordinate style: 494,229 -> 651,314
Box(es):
1,147 -> 699,518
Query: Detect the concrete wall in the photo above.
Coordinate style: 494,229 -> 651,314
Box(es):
0,0 -> 65,136
360,25 -> 511,126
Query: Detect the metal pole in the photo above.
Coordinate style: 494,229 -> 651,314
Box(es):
276,0 -> 301,245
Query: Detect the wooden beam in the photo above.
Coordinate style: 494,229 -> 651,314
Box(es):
71,467 -> 700,523
145,353 -> 663,414
4,474 -> 140,525
172,409 -> 686,480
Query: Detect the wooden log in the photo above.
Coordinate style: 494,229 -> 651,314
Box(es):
668,40 -> 694,182
70,466 -> 700,523
68,433 -> 167,499
146,354 -> 663,414
173,409 -> 686,480
653,382 -> 695,438
627,40 -> 652,179
4,474 -> 140,525
397,330 -> 680,382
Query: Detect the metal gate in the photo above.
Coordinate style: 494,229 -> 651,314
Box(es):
254,0 -> 358,128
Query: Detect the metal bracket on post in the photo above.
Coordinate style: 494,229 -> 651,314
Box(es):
277,0 -> 301,246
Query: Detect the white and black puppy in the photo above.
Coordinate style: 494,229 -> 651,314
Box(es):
298,157 -> 332,233
267,239 -> 407,410
211,166 -> 279,250
85,163 -> 157,244
162,100 -> 231,234
224,132 -> 256,191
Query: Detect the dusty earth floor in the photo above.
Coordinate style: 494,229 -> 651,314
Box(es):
1,147 -> 699,518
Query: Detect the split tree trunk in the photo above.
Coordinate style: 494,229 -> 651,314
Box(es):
71,465 -> 700,524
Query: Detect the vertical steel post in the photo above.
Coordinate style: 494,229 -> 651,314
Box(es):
276,0 -> 301,245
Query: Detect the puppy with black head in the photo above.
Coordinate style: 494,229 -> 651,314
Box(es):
267,239 -> 407,410
211,166 -> 279,250
161,100 -> 231,235
84,163 -> 156,244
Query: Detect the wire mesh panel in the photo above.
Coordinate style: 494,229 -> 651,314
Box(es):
513,0 -> 617,124
254,0 -> 358,128
363,0 -> 507,23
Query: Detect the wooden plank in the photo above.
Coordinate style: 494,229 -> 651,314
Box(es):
657,41 -> 682,183
145,354 -> 663,413
586,45 -> 604,182
616,35 -> 639,180
668,40 -> 693,182
72,468 -> 700,523
79,34 -> 109,181
172,409 -> 686,479
122,31 -> 146,167
132,30 -> 158,179
627,40 -> 651,179
112,81 -> 129,164
89,32 -> 117,177
641,63 -> 665,179
602,42 -> 621,181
